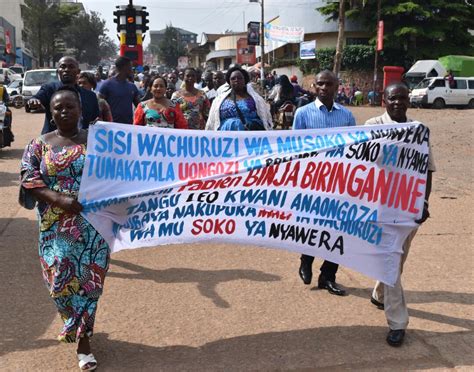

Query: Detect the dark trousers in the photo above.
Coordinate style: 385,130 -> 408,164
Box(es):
300,254 -> 338,282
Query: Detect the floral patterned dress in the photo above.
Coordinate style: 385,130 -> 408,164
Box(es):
171,89 -> 210,130
133,101 -> 188,129
20,137 -> 110,343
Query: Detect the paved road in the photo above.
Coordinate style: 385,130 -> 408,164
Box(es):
0,107 -> 472,371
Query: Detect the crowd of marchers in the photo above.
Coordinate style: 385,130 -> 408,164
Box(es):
17,54 -> 435,371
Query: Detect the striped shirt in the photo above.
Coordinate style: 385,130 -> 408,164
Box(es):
292,98 -> 356,130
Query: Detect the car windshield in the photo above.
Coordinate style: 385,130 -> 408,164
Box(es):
10,67 -> 23,74
8,80 -> 21,88
24,71 -> 59,86
415,79 -> 432,89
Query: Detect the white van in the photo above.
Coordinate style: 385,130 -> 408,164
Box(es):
409,77 -> 474,109
22,69 -> 59,109
404,60 -> 447,90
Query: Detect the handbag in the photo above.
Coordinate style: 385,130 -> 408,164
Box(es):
232,93 -> 266,131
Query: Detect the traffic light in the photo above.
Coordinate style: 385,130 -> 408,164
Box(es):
113,9 -> 125,32
140,10 -> 149,33
125,7 -> 137,34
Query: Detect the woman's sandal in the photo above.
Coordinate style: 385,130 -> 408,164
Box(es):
77,353 -> 97,371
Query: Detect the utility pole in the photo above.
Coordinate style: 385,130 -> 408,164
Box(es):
260,0 -> 265,89
372,0 -> 382,106
250,0 -> 265,89
333,0 -> 345,77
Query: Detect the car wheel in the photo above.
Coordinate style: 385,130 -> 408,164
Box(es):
468,99 -> 474,109
432,98 -> 445,109
13,96 -> 24,109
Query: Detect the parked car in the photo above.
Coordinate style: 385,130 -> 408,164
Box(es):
409,77 -> 474,109
9,65 -> 26,77
6,79 -> 23,96
22,69 -> 59,112
0,67 -> 23,83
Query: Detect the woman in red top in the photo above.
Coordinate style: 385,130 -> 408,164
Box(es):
134,76 -> 188,129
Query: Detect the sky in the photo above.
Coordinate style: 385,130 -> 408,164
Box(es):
80,0 -> 312,47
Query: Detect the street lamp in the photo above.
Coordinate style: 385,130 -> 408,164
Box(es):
249,0 -> 265,89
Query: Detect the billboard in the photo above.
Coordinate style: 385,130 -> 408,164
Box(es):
264,23 -> 304,43
247,22 -> 260,46
236,38 -> 256,65
300,40 -> 316,60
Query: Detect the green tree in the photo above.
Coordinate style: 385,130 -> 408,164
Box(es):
318,0 -> 474,68
99,35 -> 118,61
318,1 -> 364,74
157,25 -> 187,67
21,0 -> 80,66
62,11 -> 114,65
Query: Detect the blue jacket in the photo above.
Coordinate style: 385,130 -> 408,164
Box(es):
34,82 -> 100,134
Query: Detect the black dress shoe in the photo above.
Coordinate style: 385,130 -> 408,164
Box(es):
386,329 -> 405,347
317,276 -> 347,296
299,259 -> 313,285
371,296 -> 385,310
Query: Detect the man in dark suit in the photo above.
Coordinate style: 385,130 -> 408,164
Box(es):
28,56 -> 100,134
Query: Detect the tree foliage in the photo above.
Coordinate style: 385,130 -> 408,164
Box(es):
99,35 -> 119,61
22,1 -> 116,66
272,45 -> 375,74
21,0 -> 80,66
63,11 -> 117,65
317,0 -> 474,68
156,25 -> 187,67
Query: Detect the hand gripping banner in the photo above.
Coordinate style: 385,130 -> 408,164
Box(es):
78,122 -> 431,285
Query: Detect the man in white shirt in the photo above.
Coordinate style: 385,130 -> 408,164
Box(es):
365,82 -> 436,347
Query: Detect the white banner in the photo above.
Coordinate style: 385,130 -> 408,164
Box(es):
264,23 -> 304,43
79,122 -> 431,286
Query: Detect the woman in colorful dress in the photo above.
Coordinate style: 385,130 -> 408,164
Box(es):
20,87 -> 109,371
206,66 -> 272,131
133,76 -> 188,128
171,68 -> 210,129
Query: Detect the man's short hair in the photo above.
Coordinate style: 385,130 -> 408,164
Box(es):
316,69 -> 337,83
58,56 -> 79,67
115,56 -> 132,70
384,82 -> 409,97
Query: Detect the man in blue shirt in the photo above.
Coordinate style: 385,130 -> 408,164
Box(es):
293,70 -> 356,296
28,56 -> 100,134
98,56 -> 140,124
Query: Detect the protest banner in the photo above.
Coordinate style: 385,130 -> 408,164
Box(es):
79,122 -> 431,286
264,23 -> 304,43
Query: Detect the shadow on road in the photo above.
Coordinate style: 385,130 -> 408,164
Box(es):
91,326 -> 473,371
108,259 -> 281,308
348,287 -> 474,330
0,217 -> 58,357
0,148 -> 25,160
0,171 -> 19,188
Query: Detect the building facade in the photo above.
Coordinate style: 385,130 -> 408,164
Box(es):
1,0 -> 36,68
201,32 -> 248,71
150,27 -> 197,47
0,17 -> 17,66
